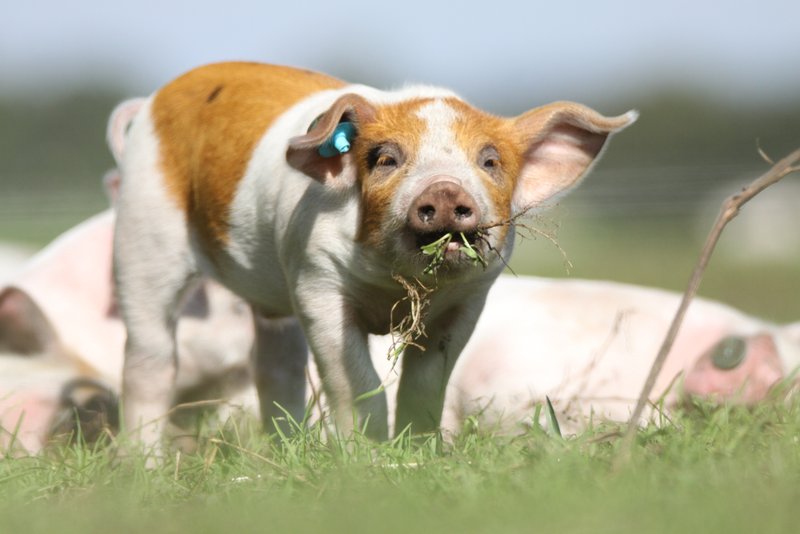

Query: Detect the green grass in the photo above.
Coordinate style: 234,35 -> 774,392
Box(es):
2,403 -> 800,533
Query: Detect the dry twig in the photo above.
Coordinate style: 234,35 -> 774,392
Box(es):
615,146 -> 800,467
478,207 -> 573,273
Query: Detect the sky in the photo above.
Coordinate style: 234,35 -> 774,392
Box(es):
2,0 -> 800,110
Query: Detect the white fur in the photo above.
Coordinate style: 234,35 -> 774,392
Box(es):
114,100 -> 201,450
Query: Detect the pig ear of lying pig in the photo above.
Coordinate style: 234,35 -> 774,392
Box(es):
511,102 -> 638,215
286,93 -> 377,186
106,97 -> 145,164
0,287 -> 58,355
102,168 -> 121,205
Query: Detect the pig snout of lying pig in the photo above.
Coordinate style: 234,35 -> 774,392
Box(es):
0,286 -> 104,455
48,378 -> 119,446
682,333 -> 789,405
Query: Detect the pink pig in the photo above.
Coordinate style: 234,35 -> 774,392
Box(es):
418,276 -> 800,434
0,209 -> 254,455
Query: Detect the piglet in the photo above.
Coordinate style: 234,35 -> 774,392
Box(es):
110,62 -> 636,452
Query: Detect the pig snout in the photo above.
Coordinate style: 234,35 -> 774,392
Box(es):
683,333 -> 784,404
407,180 -> 481,238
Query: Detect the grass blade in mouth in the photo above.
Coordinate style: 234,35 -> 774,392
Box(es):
420,232 -> 488,275
421,233 -> 452,275
420,232 -> 453,256
458,232 -> 487,268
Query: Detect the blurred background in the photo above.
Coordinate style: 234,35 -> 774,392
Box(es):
1,0 -> 798,320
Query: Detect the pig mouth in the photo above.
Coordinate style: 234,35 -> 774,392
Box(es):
415,229 -> 480,252
414,228 -> 489,276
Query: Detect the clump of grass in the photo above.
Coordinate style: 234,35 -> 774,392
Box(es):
420,232 -> 488,276
457,232 -> 488,268
387,233 -> 490,361
420,233 -> 452,275
388,229 -> 494,361
397,214 -> 566,361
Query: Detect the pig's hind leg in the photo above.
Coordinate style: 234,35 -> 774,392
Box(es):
112,103 -> 199,458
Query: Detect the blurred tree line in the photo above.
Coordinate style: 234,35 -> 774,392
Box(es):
0,90 -> 120,190
0,85 -> 797,243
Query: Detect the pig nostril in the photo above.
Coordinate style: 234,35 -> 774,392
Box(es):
454,205 -> 473,220
418,205 -> 436,223
711,336 -> 747,370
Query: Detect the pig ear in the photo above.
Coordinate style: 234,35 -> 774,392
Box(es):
286,93 -> 376,186
106,98 -> 145,164
0,287 -> 58,355
511,102 -> 637,214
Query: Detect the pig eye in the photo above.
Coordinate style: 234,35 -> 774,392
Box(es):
376,154 -> 397,167
711,336 -> 747,370
479,146 -> 501,173
367,143 -> 403,171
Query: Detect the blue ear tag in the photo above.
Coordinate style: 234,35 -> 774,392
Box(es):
318,122 -> 356,158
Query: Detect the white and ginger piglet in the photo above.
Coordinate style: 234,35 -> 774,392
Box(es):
109,61 -> 635,452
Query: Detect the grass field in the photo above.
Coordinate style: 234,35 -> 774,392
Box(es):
1,166 -> 798,532
2,402 -> 800,533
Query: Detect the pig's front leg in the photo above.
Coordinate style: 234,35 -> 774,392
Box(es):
394,302 -> 486,436
294,289 -> 388,440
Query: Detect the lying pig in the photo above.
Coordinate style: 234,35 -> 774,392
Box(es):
0,210 -> 254,455
416,276 -> 800,434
